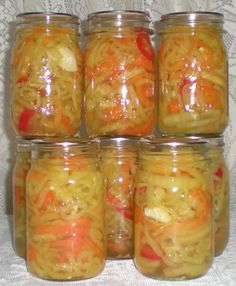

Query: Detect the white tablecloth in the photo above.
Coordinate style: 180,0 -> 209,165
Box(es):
1,215 -> 236,286
1,0 -> 236,285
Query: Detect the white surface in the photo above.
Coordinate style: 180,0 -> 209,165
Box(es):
0,215 -> 236,286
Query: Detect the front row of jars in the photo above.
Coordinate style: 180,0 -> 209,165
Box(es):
11,11 -> 228,139
13,137 -> 229,281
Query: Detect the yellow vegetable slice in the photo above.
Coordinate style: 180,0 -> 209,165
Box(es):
57,46 -> 78,72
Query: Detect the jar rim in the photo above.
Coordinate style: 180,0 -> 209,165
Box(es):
31,138 -> 97,148
16,136 -> 32,145
160,11 -> 224,23
155,11 -> 224,31
86,10 -> 153,33
139,137 -> 207,147
97,135 -> 139,147
16,12 -> 80,25
186,136 -> 224,147
88,10 -> 150,22
16,136 -> 31,151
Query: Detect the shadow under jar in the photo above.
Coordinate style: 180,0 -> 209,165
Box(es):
13,137 -> 31,259
134,138 -> 214,280
84,10 -> 156,137
11,12 -> 83,138
156,12 -> 228,136
26,139 -> 105,281
99,136 -> 138,259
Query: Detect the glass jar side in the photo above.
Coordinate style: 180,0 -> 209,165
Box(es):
134,141 -> 214,280
26,140 -> 106,281
84,10 -> 156,137
207,142 -> 229,256
11,12 -> 83,138
156,12 -> 228,136
12,139 -> 31,259
99,137 -> 138,259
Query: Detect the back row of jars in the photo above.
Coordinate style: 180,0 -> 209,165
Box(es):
11,10 -> 228,138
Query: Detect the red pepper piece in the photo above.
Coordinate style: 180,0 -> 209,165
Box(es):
16,67 -> 29,84
178,77 -> 198,99
215,167 -> 223,178
136,186 -> 147,193
16,75 -> 28,84
136,32 -> 154,61
18,108 -> 35,132
140,244 -> 162,260
28,245 -> 38,262
116,207 -> 133,220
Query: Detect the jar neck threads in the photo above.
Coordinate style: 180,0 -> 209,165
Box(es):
156,11 -> 224,32
86,10 -> 153,35
16,12 -> 80,33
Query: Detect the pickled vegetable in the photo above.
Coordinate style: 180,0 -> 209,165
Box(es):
13,145 -> 31,258
208,148 -> 229,256
26,153 -> 105,280
134,147 -> 213,279
100,148 -> 137,258
85,29 -> 155,136
157,25 -> 228,135
12,23 -> 83,137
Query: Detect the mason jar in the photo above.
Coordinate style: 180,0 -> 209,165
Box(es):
11,12 -> 83,138
156,12 -> 228,136
13,137 -> 31,259
98,136 -> 138,259
26,139 -> 105,281
134,138 -> 214,280
207,136 -> 229,256
84,10 -> 156,137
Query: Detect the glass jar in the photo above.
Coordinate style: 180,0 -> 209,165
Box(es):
156,12 -> 228,136
11,12 -> 83,138
206,136 -> 229,256
99,136 -> 138,259
26,139 -> 105,281
84,10 -> 156,137
13,137 -> 31,258
134,138 -> 213,280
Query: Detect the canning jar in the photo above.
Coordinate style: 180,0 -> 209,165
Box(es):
156,12 -> 228,136
13,138 -> 31,258
207,137 -> 229,256
99,136 -> 138,259
26,139 -> 105,281
85,10 -> 156,137
134,138 -> 213,280
11,12 -> 83,138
